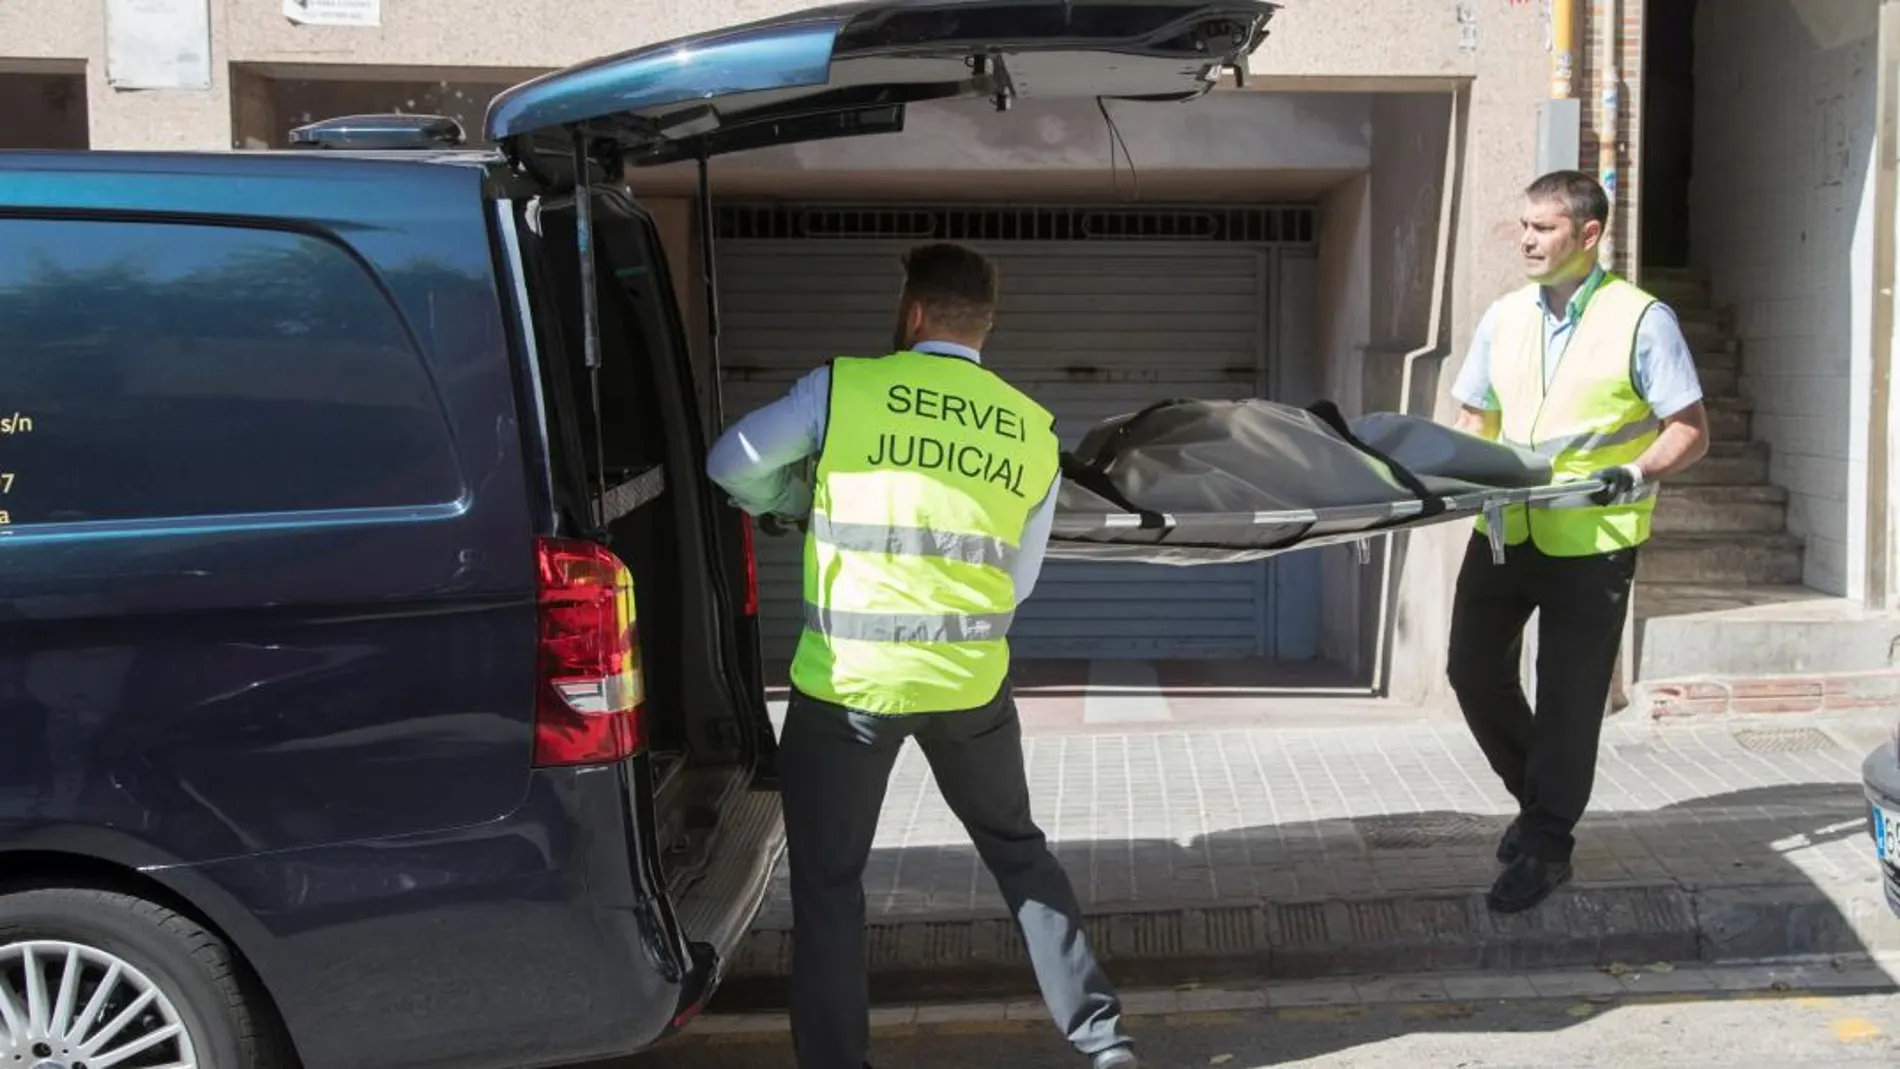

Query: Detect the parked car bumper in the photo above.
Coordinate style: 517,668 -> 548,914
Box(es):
1861,737 -> 1900,919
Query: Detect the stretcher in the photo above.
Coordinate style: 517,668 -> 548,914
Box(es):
1041,398 -> 1612,568
1046,477 -> 1610,565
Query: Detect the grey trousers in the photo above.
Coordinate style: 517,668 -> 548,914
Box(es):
779,683 -> 1128,1069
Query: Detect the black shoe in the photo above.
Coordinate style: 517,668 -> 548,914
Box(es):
1093,1047 -> 1139,1069
1487,853 -> 1572,913
1497,816 -> 1524,864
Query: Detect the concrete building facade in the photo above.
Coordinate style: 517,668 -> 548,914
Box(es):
17,0 -> 1894,707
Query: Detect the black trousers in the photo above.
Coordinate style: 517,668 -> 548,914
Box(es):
1446,532 -> 1638,863
778,683 -> 1127,1069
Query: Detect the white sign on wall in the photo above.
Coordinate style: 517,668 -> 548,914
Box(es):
105,0 -> 213,90
283,0 -> 382,27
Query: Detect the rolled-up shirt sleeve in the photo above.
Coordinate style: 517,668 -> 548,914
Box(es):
1450,301 -> 1501,412
705,364 -> 830,517
1634,303 -> 1705,420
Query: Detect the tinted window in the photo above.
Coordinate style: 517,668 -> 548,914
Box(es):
0,217 -> 461,526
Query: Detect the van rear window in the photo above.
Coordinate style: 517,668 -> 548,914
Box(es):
0,216 -> 462,527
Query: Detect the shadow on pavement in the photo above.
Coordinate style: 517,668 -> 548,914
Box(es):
683,780 -> 1899,1068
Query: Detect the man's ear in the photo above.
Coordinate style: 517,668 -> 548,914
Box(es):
906,300 -> 928,335
1579,218 -> 1604,251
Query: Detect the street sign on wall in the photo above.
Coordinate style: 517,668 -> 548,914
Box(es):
105,0 -> 212,90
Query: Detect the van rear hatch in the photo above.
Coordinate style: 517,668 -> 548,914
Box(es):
481,0 -> 1278,1015
486,0 -> 1278,175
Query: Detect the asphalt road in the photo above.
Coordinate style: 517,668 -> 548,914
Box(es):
605,970 -> 1900,1069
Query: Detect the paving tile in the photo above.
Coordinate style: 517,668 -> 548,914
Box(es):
698,1014 -> 790,1034
1440,973 -> 1538,1001
1177,988 -> 1271,1013
748,715 -> 1888,938
1526,971 -> 1626,999
1268,980 -> 1363,1008
1001,1000 -> 1047,1021
869,1006 -> 919,1028
1599,964 -> 1718,994
1786,964 -> 1900,991
916,1001 -> 1009,1024
1118,990 -> 1184,1016
1703,964 -> 1813,991
1352,976 -> 1450,1003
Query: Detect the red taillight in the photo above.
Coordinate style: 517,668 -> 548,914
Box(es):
740,517 -> 760,617
672,996 -> 709,1030
533,537 -> 645,767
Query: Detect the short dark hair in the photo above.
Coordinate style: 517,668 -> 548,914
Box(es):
1524,170 -> 1610,229
900,242 -> 998,336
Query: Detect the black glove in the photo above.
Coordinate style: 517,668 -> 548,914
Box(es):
1586,465 -> 1642,506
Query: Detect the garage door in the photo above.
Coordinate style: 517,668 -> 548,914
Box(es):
712,207 -> 1316,666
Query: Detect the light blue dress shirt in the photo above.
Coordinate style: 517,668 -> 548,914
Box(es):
1451,265 -> 1705,421
705,340 -> 1062,604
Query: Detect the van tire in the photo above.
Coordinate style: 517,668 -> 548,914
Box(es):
0,887 -> 292,1069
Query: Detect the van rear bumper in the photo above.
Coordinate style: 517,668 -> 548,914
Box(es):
154,755 -> 744,1069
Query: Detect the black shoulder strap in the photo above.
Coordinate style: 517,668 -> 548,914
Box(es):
1059,452 -> 1165,529
1078,398 -> 1192,473
1304,400 -> 1444,517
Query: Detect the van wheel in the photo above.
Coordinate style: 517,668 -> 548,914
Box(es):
0,887 -> 291,1069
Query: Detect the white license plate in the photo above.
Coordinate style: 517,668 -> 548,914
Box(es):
1878,802 -> 1900,862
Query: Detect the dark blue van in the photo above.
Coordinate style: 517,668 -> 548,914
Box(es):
0,3 -> 1275,1067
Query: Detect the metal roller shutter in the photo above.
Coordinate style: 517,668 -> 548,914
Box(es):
714,216 -> 1310,667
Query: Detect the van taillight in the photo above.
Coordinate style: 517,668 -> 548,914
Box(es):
533,537 -> 645,767
740,518 -> 759,617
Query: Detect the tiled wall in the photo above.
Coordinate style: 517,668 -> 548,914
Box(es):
1688,0 -> 1878,595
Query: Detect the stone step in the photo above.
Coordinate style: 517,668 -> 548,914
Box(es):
1642,265 -> 1710,284
1634,581 -> 1900,680
1706,395 -> 1753,442
1699,365 -> 1740,396
1674,305 -> 1726,328
1670,441 -> 1771,486
1642,268 -> 1712,309
1679,317 -> 1736,352
1694,348 -> 1741,375
1636,532 -> 1804,585
1689,331 -> 1741,370
1652,483 -> 1787,535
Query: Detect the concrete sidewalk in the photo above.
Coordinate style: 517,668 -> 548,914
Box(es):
717,707 -> 1900,1009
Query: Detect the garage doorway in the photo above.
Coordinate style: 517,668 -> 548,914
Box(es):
0,69 -> 88,149
712,203 -> 1321,668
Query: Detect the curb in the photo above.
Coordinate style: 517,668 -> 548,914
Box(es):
687,955 -> 1900,1038
1637,670 -> 1900,718
709,879 -> 1900,1012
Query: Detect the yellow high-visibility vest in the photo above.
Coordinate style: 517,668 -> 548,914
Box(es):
790,350 -> 1060,714
1474,272 -> 1661,557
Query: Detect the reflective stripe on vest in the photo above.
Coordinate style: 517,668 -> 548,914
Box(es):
1474,272 -> 1661,557
790,350 -> 1060,715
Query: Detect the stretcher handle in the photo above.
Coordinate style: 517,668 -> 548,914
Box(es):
1476,475 -> 1610,564
1483,503 -> 1507,564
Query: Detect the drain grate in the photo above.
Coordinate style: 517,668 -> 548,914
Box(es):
1732,727 -> 1839,754
1353,812 -> 1503,849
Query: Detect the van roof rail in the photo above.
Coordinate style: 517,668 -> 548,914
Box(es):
289,114 -> 467,151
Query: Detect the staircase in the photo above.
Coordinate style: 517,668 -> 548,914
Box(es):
1638,265 -> 1803,589
1633,265 -> 1900,686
